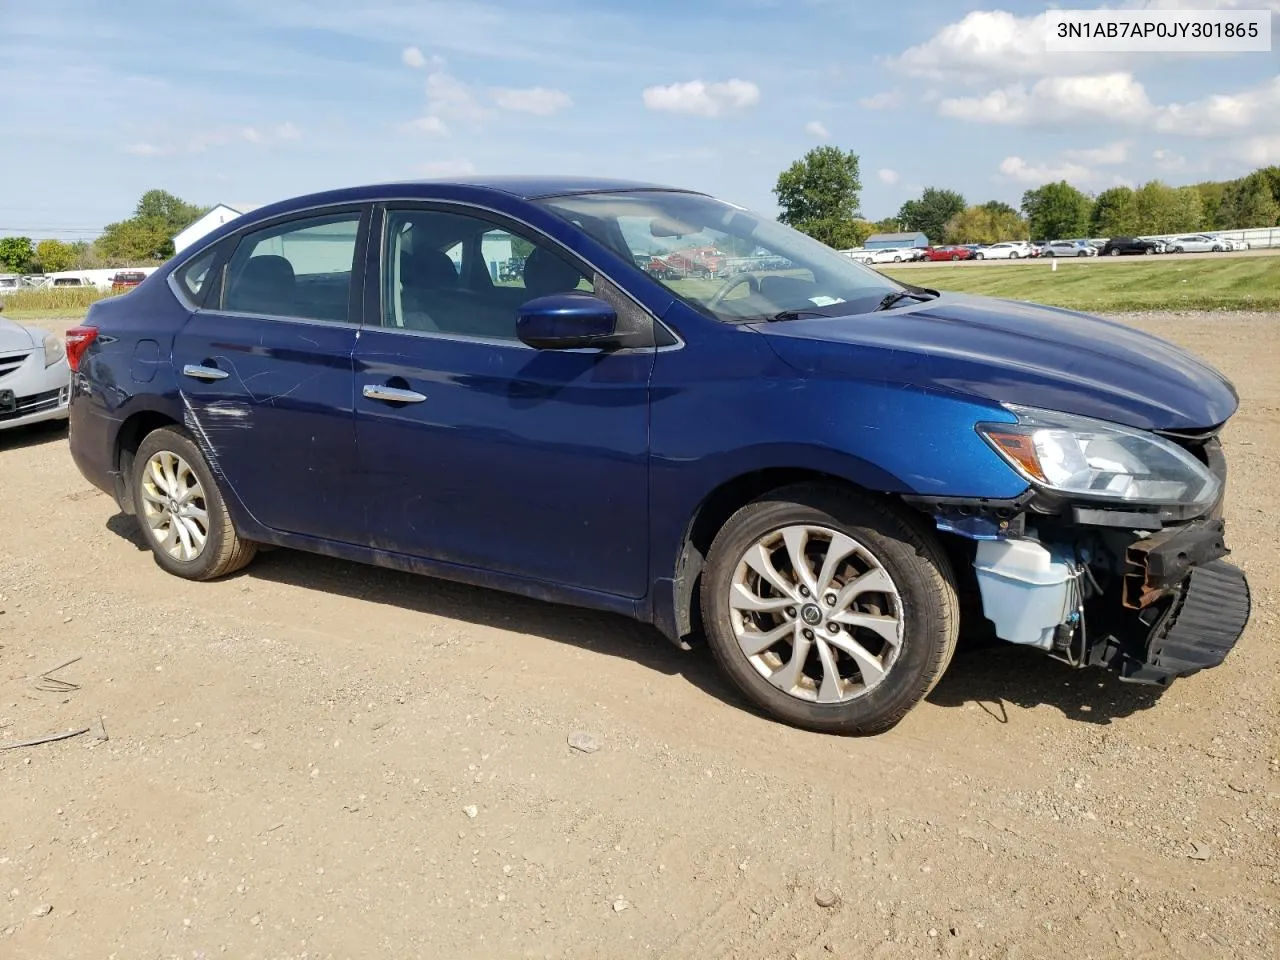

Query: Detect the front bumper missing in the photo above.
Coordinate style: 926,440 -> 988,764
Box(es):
1117,560 -> 1252,684
1089,520 -> 1250,686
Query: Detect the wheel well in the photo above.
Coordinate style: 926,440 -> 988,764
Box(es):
114,411 -> 180,513
670,468 -> 887,647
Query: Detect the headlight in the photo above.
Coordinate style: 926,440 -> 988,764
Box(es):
977,405 -> 1219,509
42,332 -> 65,368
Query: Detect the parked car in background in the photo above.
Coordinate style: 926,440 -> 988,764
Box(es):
1167,235 -> 1225,253
111,271 -> 148,290
0,315 -> 71,430
0,275 -> 22,296
65,176 -> 1252,736
1216,236 -> 1250,251
920,245 -> 973,262
1101,236 -> 1160,256
866,247 -> 915,264
1042,240 -> 1097,257
1139,237 -> 1170,254
973,241 -> 1034,260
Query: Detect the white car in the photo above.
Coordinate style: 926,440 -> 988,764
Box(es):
1166,235 -> 1225,253
973,242 -> 1034,261
1216,236 -> 1250,251
0,275 -> 24,296
866,247 -> 921,264
0,316 -> 72,430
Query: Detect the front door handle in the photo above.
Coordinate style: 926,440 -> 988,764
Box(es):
183,364 -> 229,381
363,384 -> 427,404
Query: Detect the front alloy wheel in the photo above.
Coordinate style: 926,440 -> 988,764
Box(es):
729,524 -> 903,702
701,486 -> 959,734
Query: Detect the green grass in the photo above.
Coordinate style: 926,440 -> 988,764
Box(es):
0,286 -> 125,321
879,256 -> 1280,312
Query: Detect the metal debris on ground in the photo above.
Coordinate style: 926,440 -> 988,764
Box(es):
1188,841 -> 1212,861
0,727 -> 91,752
33,655 -> 82,693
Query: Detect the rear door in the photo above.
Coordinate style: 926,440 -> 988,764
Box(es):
172,205 -> 370,543
351,203 -> 656,598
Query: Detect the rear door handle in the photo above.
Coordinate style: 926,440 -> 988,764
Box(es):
183,364 -> 229,381
362,384 -> 427,404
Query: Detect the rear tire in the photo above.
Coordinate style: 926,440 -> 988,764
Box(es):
133,426 -> 257,581
700,485 -> 959,735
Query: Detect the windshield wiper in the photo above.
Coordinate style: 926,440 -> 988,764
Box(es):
875,289 -> 937,312
769,308 -> 832,322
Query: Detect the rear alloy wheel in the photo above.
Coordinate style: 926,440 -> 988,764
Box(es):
701,486 -> 958,735
1110,249 -> 1121,256
974,253 -> 984,260
134,426 -> 257,581
1009,252 -> 1019,260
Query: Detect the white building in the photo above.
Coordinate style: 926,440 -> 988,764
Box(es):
173,204 -> 245,253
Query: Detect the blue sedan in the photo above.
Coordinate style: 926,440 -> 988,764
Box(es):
66,177 -> 1251,734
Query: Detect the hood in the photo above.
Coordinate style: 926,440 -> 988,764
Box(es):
752,293 -> 1238,431
0,317 -> 37,351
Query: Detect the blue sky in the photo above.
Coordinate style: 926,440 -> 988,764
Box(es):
4,0 -> 1279,239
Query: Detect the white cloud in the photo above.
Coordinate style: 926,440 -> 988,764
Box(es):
805,120 -> 829,139
399,115 -> 450,136
402,46 -> 427,68
1152,148 -> 1188,172
877,168 -> 900,185
122,142 -> 162,156
1064,140 -> 1130,165
275,121 -> 301,141
998,156 -> 1093,185
491,86 -> 572,116
889,6 -> 1275,82
1239,135 -> 1280,165
241,127 -> 264,144
641,79 -> 760,117
425,65 -> 492,123
418,159 -> 476,178
859,90 -> 903,110
940,73 -> 1154,126
1155,76 -> 1280,136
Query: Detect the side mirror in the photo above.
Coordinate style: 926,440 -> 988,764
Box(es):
516,293 -> 620,350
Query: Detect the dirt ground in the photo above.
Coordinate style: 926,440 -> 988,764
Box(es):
1,311 -> 1276,960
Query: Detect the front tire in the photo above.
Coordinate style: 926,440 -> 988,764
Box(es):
133,426 -> 257,581
700,486 -> 959,735
974,253 -> 984,260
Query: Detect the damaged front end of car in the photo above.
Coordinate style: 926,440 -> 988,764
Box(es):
906,406 -> 1252,687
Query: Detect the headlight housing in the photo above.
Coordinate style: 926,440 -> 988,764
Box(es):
42,331 -> 65,368
977,405 -> 1220,509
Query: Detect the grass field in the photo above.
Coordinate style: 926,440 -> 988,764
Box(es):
879,255 -> 1280,312
0,286 -> 122,321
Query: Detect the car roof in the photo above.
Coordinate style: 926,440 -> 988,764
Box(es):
248,176 -> 698,220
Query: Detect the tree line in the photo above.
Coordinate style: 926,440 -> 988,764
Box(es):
0,190 -> 209,274
774,146 -> 1280,248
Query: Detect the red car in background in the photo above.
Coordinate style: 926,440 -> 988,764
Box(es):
110,271 -> 147,290
920,245 -> 974,262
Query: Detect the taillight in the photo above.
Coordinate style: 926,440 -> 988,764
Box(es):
64,326 -> 99,372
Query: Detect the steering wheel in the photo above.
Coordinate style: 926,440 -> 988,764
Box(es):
707,272 -> 760,309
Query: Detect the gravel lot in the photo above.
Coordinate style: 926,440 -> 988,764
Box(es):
1,311 -> 1277,960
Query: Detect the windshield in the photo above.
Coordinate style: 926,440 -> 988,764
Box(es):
535,190 -> 904,322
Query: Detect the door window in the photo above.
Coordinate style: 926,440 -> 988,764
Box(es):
222,212 -> 361,322
382,208 -> 592,340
